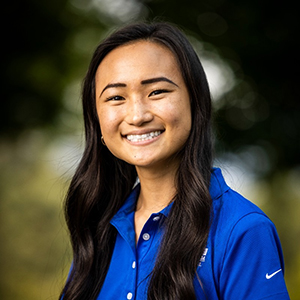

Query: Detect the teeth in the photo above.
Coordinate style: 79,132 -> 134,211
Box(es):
126,131 -> 162,142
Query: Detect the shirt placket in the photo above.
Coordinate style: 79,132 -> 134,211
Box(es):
135,213 -> 164,298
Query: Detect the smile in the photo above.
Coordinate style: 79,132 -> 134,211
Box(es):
126,131 -> 162,142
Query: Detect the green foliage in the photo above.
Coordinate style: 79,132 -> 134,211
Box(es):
0,136 -> 71,299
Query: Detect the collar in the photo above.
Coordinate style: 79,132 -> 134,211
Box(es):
209,167 -> 230,200
111,183 -> 174,224
112,167 -> 229,223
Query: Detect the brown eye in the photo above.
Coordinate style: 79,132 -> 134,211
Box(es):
107,95 -> 125,101
149,89 -> 169,97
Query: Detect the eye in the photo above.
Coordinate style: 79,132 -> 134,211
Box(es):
106,95 -> 125,101
149,89 -> 170,97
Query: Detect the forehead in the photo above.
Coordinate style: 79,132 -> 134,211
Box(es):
95,40 -> 182,83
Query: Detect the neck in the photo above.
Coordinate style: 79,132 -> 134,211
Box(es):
135,163 -> 178,212
134,164 -> 178,243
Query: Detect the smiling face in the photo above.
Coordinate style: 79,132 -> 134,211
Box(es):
95,40 -> 191,172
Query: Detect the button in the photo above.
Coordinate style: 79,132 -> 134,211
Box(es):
142,233 -> 150,240
132,261 -> 136,269
153,216 -> 160,221
127,292 -> 133,299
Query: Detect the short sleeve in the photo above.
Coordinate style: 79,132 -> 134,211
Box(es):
219,213 -> 290,300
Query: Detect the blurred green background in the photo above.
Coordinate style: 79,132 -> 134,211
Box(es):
1,0 -> 299,299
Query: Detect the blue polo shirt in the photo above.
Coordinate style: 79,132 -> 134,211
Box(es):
97,168 -> 290,299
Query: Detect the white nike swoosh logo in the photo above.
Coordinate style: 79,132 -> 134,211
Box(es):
266,269 -> 282,279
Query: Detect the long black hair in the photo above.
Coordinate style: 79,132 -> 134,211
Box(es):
60,21 -> 213,300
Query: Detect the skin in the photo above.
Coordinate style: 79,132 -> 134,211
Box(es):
95,40 -> 191,241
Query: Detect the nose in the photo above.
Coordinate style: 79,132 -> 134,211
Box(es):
125,98 -> 153,126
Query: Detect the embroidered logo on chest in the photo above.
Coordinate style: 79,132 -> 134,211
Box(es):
198,248 -> 208,267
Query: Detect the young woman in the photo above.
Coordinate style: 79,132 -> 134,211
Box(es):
60,22 -> 290,300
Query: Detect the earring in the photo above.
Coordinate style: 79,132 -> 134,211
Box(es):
101,136 -> 106,146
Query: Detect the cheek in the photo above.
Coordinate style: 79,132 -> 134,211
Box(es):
97,109 -> 119,135
165,101 -> 191,130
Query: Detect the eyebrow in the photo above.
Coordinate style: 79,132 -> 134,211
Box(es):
141,77 -> 178,87
100,76 -> 178,97
100,83 -> 126,96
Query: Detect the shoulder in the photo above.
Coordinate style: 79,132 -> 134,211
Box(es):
214,187 -> 270,232
208,168 -> 285,276
202,169 -> 289,299
210,183 -> 280,265
209,168 -> 278,255
209,168 -> 270,234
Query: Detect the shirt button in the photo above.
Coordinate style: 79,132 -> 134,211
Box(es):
132,261 -> 136,269
127,292 -> 133,299
142,233 -> 150,241
153,216 -> 160,221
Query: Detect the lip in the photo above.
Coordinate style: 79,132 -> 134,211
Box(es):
123,128 -> 165,136
122,129 -> 165,145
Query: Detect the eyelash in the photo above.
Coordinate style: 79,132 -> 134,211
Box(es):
149,89 -> 170,96
106,89 -> 170,101
106,95 -> 124,101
